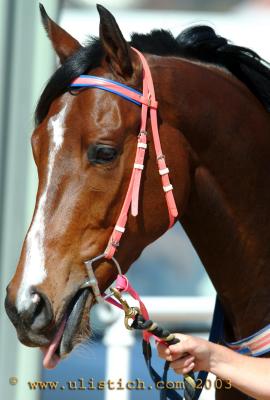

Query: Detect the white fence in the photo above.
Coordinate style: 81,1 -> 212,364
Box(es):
102,296 -> 216,400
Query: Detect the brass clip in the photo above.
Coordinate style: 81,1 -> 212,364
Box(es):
110,288 -> 140,330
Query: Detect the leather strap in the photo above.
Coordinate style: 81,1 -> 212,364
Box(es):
104,48 -> 178,258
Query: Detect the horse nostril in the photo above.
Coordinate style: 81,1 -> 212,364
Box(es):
20,291 -> 53,332
5,288 -> 53,335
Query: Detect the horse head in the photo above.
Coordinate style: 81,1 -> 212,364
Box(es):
5,5 -> 190,368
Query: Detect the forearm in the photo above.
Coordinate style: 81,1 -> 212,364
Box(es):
209,342 -> 270,400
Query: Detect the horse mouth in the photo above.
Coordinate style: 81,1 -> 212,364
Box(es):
41,288 -> 93,369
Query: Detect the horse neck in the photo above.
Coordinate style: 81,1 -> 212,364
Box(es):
153,55 -> 270,340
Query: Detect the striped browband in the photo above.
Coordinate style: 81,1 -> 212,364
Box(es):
70,75 -> 157,108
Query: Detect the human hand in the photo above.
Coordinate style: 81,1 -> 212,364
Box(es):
157,333 -> 213,374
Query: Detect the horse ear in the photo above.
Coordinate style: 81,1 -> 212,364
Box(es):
97,4 -> 134,79
39,3 -> 82,64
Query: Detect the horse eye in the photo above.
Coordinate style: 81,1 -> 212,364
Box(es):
87,144 -> 118,165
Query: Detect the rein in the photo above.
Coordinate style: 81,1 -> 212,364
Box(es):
70,48 -> 200,400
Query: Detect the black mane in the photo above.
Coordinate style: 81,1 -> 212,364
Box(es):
35,26 -> 270,124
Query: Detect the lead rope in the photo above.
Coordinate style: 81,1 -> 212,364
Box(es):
104,274 -> 197,400
131,314 -> 196,400
83,255 -> 222,400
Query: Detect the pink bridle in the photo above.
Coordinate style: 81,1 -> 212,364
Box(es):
105,48 -> 178,258
72,48 -> 178,259
72,48 -> 178,340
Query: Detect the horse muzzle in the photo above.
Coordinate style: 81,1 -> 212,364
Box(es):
5,284 -> 93,368
5,286 -> 55,345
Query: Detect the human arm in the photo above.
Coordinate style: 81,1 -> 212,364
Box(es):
157,333 -> 270,400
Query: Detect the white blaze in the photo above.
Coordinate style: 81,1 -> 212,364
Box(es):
16,104 -> 68,312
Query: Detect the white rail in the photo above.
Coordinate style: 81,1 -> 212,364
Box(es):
102,296 -> 215,400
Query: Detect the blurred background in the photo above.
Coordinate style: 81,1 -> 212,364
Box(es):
1,1 -> 270,399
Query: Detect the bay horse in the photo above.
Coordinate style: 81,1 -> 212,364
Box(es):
5,4 -> 270,399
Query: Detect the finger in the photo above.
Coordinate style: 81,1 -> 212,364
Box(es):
167,341 -> 190,361
175,362 -> 195,375
170,355 -> 195,370
169,338 -> 192,357
165,339 -> 191,362
157,342 -> 170,359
